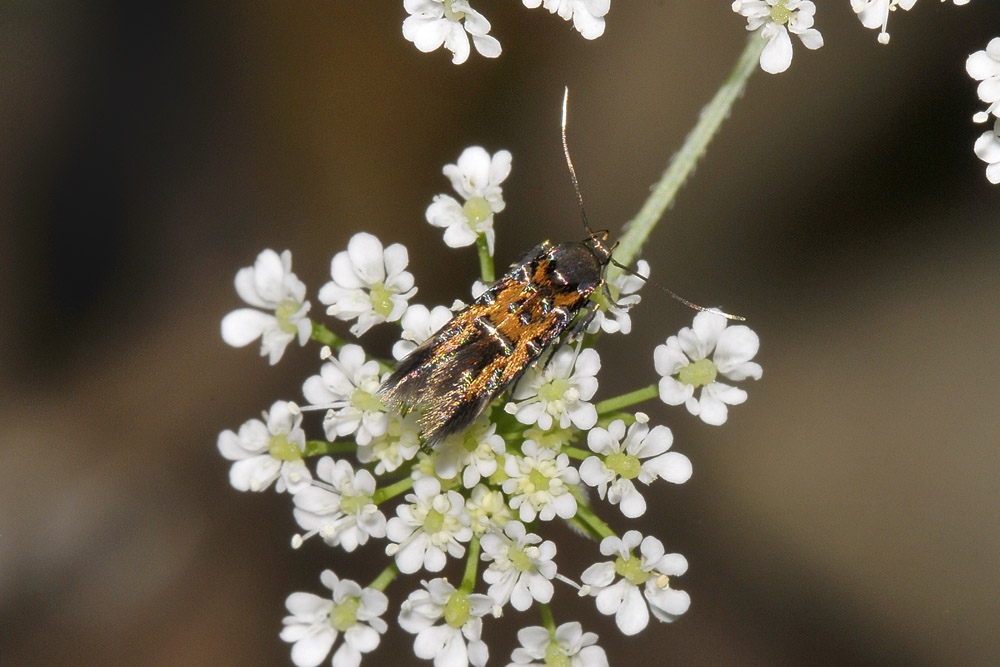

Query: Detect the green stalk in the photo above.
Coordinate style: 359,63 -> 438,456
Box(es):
611,34 -> 764,272
460,535 -> 481,593
372,476 -> 414,505
368,563 -> 398,592
477,234 -> 495,283
594,384 -> 659,415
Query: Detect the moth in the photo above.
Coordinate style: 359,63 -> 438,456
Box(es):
378,229 -> 616,447
379,89 -> 738,447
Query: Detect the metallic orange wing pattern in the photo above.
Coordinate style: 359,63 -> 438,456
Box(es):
379,232 -> 613,447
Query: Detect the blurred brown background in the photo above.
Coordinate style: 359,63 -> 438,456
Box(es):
1,2 -> 998,666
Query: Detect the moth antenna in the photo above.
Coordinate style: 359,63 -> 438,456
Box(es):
562,87 -> 594,236
609,258 -> 746,322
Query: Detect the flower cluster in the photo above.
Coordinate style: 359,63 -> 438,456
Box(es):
968,38 -> 1000,184
402,0 -> 610,64
219,147 -> 762,667
732,0 -> 824,74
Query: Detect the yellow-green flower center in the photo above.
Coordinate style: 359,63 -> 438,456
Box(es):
615,553 -> 650,586
330,596 -> 360,632
528,468 -> 551,492
268,434 -> 302,462
538,378 -> 570,403
677,358 -> 717,388
769,0 -> 792,24
339,493 -> 370,515
544,643 -> 571,667
509,545 -> 534,573
444,591 -> 471,628
274,299 -> 302,334
462,196 -> 492,227
424,508 -> 445,534
605,452 -> 641,480
351,388 -> 384,413
368,282 -> 395,319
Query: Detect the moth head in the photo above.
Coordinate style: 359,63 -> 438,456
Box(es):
583,230 -> 616,266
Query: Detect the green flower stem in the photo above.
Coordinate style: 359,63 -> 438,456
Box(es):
538,603 -> 556,636
310,320 -> 349,349
477,234 -> 495,283
610,34 -> 764,274
574,502 -> 616,541
372,476 -> 414,505
368,562 -> 398,592
563,446 -> 592,462
304,440 -> 359,457
594,384 -> 659,415
460,535 -> 481,594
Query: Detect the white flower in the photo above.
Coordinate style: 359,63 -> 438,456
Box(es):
580,531 -> 690,636
851,0 -> 915,45
302,344 -> 389,446
465,484 -> 514,536
393,304 -> 455,360
403,0 -> 502,65
480,521 -> 556,611
221,249 -> 311,364
522,0 -> 610,40
217,400 -> 311,493
280,570 -> 388,667
356,413 -> 422,475
586,260 -> 649,335
974,118 -> 1000,184
579,415 -> 691,518
399,578 -> 493,667
426,146 -> 512,255
967,37 -> 1000,123
318,232 -> 416,337
433,417 -> 506,488
733,0 -> 824,74
508,622 -> 608,667
654,311 -> 762,425
386,476 -> 473,573
502,440 -> 580,522
292,457 -> 387,552
506,347 -> 600,431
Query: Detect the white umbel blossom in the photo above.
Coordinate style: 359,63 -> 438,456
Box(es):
356,413 -> 422,475
221,248 -> 311,364
433,417 -> 506,488
386,476 -> 473,573
851,0 -> 915,45
217,400 -> 311,493
508,622 -> 608,667
318,232 -> 416,337
502,440 -> 580,522
302,344 -> 389,446
733,0 -> 824,74
426,146 -> 512,256
480,521 -> 557,611
579,414 -> 692,518
506,347 -> 600,431
655,311 -> 762,425
974,118 -> 1000,184
393,304 -> 455,360
280,570 -> 388,667
399,578 -> 493,667
403,0 -> 502,65
586,260 -> 648,335
522,0 -> 610,40
580,531 -> 690,636
292,457 -> 387,552
967,37 -> 1000,123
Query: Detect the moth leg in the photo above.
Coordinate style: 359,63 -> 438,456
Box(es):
564,306 -> 599,344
